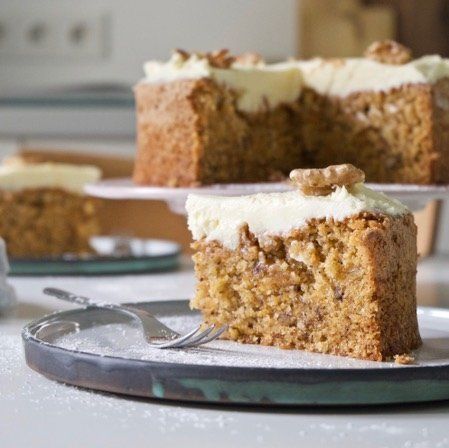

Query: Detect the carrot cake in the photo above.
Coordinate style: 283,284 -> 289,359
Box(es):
0,157 -> 101,258
134,41 -> 449,186
186,164 -> 421,361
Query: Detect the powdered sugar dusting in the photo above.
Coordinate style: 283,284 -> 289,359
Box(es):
3,325 -> 449,446
50,308 -> 449,370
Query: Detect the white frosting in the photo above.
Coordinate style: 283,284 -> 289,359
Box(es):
143,53 -> 449,107
0,162 -> 101,194
186,184 -> 408,250
143,52 -> 302,112
286,55 -> 449,97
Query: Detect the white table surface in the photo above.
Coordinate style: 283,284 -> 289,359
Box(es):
1,256 -> 449,448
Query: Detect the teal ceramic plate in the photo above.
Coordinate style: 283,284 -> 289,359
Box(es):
9,237 -> 181,276
22,301 -> 449,406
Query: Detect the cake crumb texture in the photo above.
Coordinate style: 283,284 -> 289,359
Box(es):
394,353 -> 416,365
0,188 -> 100,258
191,213 -> 421,361
134,73 -> 449,186
133,79 -> 303,186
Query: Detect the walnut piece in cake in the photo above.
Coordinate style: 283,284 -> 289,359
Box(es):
289,164 -> 365,196
364,40 -> 412,65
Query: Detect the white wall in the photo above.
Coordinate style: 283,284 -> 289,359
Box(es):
0,0 -> 298,93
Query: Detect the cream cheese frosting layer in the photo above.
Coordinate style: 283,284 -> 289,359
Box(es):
286,55 -> 449,97
186,184 -> 408,250
143,52 -> 302,112
0,162 -> 101,194
143,52 -> 449,108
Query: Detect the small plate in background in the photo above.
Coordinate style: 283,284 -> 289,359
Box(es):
9,237 -> 181,276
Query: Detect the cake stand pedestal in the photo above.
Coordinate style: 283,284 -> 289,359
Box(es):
85,178 -> 449,215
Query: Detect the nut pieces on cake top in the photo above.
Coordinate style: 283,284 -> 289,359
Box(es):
289,164 -> 366,196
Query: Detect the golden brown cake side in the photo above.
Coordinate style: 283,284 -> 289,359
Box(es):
190,213 -> 421,361
134,79 -> 449,185
431,78 -> 449,183
133,79 -> 303,187
134,80 -> 203,187
362,213 -> 421,357
0,188 -> 100,258
299,84 -> 441,184
135,41 -> 449,186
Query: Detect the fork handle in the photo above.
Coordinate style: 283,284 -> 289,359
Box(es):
43,287 -> 120,310
43,287 -> 179,340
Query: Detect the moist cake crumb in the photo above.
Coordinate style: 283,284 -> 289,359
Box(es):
187,166 -> 421,361
134,41 -> 449,186
0,158 -> 101,258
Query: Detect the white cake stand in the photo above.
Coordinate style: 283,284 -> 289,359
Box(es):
85,178 -> 449,215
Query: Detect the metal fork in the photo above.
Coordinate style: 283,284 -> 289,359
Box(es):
43,288 -> 227,349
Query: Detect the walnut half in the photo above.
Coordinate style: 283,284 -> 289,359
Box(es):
364,40 -> 412,65
172,48 -> 235,68
205,49 -> 235,68
290,164 -> 365,196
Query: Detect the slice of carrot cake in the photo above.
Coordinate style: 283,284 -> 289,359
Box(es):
0,157 -> 101,258
134,41 -> 449,186
187,164 -> 421,361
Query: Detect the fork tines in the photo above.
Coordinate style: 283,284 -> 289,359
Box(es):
151,324 -> 228,349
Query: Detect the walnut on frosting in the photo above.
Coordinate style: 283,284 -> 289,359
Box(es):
173,48 -> 235,68
364,40 -> 412,65
234,52 -> 265,67
172,48 -> 267,69
205,49 -> 236,68
289,164 -> 365,196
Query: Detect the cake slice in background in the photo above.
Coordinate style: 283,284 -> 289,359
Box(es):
134,41 -> 449,186
187,164 -> 421,361
0,156 -> 101,258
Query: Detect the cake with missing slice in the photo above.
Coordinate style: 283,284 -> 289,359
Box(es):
186,164 -> 421,361
134,41 -> 449,186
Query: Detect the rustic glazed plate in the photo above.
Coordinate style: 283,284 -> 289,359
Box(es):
22,300 -> 449,406
85,178 -> 449,214
9,237 -> 181,276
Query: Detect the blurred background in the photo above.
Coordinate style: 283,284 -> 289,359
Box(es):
0,0 -> 448,256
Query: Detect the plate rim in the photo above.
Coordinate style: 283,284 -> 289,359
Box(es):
22,301 -> 449,405
22,300 -> 449,376
9,237 -> 181,264
8,238 -> 182,276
